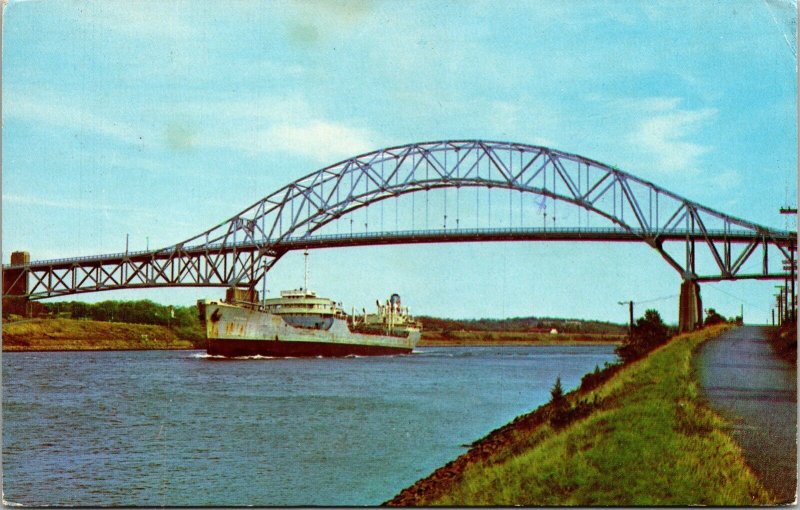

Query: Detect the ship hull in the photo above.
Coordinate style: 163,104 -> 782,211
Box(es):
207,338 -> 412,357
201,300 -> 419,358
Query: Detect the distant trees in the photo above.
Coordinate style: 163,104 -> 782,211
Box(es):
42,300 -> 200,328
615,309 -> 671,363
416,316 -> 627,335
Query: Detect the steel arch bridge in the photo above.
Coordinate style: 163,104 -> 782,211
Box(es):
3,140 -> 796,327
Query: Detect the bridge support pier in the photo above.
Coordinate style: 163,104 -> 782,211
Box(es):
678,280 -> 703,333
2,251 -> 31,317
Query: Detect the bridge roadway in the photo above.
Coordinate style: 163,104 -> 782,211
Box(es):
696,326 -> 797,503
4,226 -> 792,272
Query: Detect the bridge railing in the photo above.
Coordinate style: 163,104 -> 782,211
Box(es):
4,226 -> 784,270
273,226 -> 770,243
2,248 -> 172,269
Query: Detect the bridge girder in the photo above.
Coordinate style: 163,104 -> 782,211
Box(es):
3,140 -> 796,300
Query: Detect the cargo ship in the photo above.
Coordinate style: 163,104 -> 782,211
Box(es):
197,253 -> 421,357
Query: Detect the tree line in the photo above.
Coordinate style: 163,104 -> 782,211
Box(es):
42,300 -> 200,328
417,315 -> 627,335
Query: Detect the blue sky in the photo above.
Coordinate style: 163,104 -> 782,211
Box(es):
2,0 -> 797,324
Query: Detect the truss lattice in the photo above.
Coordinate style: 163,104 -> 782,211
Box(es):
3,140 -> 795,300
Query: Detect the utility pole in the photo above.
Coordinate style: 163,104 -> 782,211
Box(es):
628,301 -> 633,338
618,300 -> 634,341
780,206 -> 797,322
786,274 -> 791,323
792,250 -> 796,322
125,233 -> 129,255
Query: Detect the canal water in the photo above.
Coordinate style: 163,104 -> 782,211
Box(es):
3,345 -> 617,506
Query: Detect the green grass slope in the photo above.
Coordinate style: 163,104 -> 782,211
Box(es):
3,318 -> 204,351
391,325 -> 772,506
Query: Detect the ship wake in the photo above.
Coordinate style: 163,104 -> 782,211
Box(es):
189,352 -> 283,360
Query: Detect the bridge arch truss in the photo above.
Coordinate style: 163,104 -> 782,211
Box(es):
3,140 -> 795,300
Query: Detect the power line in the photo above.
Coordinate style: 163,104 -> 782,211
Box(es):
703,284 -> 767,312
632,294 -> 679,305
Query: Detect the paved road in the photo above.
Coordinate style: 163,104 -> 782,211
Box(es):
696,326 -> 797,503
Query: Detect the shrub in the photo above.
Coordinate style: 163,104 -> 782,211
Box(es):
615,309 -> 669,363
579,362 -> 623,392
550,377 -> 565,405
704,308 -> 726,326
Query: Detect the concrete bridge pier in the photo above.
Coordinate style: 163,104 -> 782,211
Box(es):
2,251 -> 31,317
678,279 -> 703,332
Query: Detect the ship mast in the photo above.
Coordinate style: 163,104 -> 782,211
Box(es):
261,260 -> 267,308
303,249 -> 309,292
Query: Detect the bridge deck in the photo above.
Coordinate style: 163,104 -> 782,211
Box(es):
4,227 -> 795,270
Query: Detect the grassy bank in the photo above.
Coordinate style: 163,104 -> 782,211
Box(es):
419,330 -> 623,346
2,318 -> 204,351
387,325 -> 772,506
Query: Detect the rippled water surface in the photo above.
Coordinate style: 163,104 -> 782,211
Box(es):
3,345 -> 616,506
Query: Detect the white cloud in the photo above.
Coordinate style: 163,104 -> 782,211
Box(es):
4,91 -> 151,147
591,96 -> 719,174
92,151 -> 173,174
70,1 -> 195,40
631,107 -> 716,173
585,94 -> 683,114
6,88 -> 380,164
3,194 -> 141,212
167,94 -> 379,162
205,120 -> 377,163
696,169 -> 743,196
171,95 -> 314,125
267,121 -> 375,161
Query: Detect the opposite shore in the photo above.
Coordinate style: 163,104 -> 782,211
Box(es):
2,317 -> 622,351
2,318 -> 202,351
